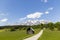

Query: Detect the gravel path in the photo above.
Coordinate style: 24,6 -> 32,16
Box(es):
24,30 -> 43,40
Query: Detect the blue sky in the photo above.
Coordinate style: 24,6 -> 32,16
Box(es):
0,0 -> 60,25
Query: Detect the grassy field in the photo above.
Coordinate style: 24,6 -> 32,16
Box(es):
0,28 -> 40,40
0,29 -> 5,32
38,29 -> 60,40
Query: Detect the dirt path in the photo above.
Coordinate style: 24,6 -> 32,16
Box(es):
24,30 -> 43,40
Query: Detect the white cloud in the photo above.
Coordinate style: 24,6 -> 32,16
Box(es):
45,7 -> 54,14
48,7 -> 54,10
41,0 -> 48,3
19,19 -> 51,25
19,17 -> 26,20
19,12 -> 43,21
45,11 -> 49,14
27,12 -> 43,18
0,18 -> 8,23
44,0 -> 48,3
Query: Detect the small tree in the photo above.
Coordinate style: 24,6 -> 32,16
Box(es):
55,22 -> 60,31
40,23 -> 44,29
47,22 -> 54,31
10,27 -> 16,31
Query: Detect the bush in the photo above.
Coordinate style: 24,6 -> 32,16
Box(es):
58,28 -> 60,31
49,26 -> 54,31
10,28 -> 16,31
14,27 -> 19,29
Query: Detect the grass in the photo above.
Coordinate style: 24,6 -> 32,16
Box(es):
0,28 -> 40,40
38,29 -> 60,40
0,29 -> 5,32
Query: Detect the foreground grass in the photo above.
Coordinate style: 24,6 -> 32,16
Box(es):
0,28 -> 40,40
38,29 -> 60,40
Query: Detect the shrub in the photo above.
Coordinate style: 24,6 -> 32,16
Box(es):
10,28 -> 16,31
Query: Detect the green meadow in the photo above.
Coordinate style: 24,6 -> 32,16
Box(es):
38,29 -> 60,40
0,28 -> 40,40
0,22 -> 60,40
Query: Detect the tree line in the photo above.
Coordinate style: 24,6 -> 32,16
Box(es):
0,22 -> 60,31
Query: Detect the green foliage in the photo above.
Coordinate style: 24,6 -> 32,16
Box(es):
47,22 -> 54,31
38,29 -> 60,40
55,22 -> 60,30
10,28 -> 16,31
0,22 -> 60,31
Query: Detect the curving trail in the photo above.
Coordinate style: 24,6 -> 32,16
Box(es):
24,30 -> 43,40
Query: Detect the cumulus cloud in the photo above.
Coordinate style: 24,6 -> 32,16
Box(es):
41,0 -> 48,3
27,12 -> 43,18
20,19 -> 51,25
0,18 -> 8,23
45,11 -> 49,14
44,0 -> 48,3
48,7 -> 54,10
45,7 -> 54,14
19,12 -> 43,21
